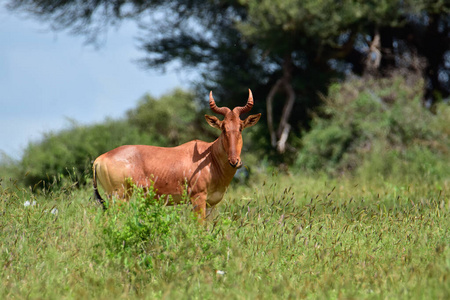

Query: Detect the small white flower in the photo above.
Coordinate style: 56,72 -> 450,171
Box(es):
51,208 -> 58,215
216,270 -> 226,275
24,201 -> 36,207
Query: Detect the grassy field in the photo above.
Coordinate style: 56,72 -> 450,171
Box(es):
1,173 -> 449,299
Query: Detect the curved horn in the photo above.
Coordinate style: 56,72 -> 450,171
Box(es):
233,89 -> 254,115
209,91 -> 230,115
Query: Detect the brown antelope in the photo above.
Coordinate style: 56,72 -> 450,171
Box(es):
92,89 -> 261,219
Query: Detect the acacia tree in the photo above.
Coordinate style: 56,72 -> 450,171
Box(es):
237,0 -> 449,152
7,0 -> 449,156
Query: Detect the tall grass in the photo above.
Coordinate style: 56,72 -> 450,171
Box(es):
1,174 -> 449,299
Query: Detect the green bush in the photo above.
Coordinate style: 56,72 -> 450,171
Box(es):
0,152 -> 21,188
96,184 -> 225,272
99,185 -> 183,268
295,76 -> 450,182
20,119 -> 153,189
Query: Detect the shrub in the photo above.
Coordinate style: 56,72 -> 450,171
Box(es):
20,119 -> 154,189
99,185 -> 183,268
0,152 -> 21,188
96,184 -> 225,272
295,76 -> 450,182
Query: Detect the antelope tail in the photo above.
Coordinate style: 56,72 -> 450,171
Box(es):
93,163 -> 107,210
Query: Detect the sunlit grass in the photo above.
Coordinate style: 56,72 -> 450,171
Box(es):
0,173 -> 449,299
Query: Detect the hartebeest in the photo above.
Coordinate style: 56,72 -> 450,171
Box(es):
92,89 -> 261,219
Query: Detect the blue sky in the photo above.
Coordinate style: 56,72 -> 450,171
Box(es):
0,5 -> 192,160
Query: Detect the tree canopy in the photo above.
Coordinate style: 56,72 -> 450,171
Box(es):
7,0 -> 450,155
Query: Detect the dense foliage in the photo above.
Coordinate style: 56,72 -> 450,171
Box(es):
295,75 -> 450,182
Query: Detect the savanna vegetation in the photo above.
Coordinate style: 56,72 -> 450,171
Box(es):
1,0 -> 450,298
1,74 -> 449,299
2,75 -> 448,191
1,171 -> 449,298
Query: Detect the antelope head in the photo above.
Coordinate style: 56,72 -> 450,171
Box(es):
205,89 -> 261,169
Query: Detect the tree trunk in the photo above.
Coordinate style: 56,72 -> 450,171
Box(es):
266,54 -> 295,154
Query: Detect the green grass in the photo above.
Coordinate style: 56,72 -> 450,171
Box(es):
1,174 -> 449,299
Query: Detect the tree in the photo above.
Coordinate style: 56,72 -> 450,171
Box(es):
7,0 -> 449,158
236,0 -> 449,152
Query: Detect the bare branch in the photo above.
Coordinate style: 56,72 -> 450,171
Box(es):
266,79 -> 283,148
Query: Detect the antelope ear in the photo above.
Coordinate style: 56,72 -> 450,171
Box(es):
243,113 -> 261,129
205,115 -> 222,129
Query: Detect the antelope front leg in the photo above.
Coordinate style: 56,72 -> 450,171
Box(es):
191,193 -> 207,221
